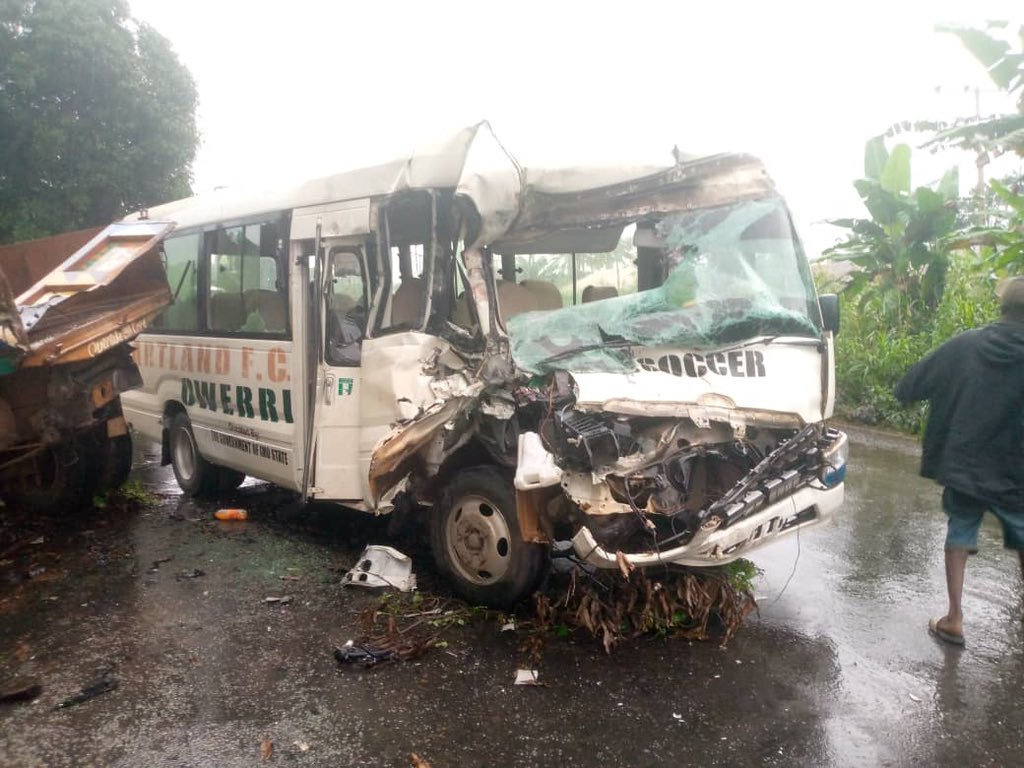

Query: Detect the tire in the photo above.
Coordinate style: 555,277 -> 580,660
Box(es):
430,466 -> 549,607
216,467 -> 246,493
168,412 -> 218,497
3,439 -> 96,513
95,431 -> 133,493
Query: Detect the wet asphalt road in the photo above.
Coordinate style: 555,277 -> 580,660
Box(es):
1,427 -> 1023,768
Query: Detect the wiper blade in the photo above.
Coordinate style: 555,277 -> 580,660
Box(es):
534,326 -> 640,368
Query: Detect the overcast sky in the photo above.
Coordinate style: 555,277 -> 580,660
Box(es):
128,0 -> 1022,257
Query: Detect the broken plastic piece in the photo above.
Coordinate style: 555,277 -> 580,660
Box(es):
333,640 -> 395,667
514,669 -> 541,686
513,432 -> 562,490
343,545 -> 416,592
215,508 -> 248,521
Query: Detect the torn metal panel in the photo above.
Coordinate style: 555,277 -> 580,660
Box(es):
8,221 -> 173,366
367,396 -> 476,504
494,153 -> 774,249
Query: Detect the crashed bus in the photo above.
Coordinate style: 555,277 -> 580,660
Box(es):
120,123 -> 848,605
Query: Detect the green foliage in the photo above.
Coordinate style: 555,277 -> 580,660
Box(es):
824,138 -> 960,331
0,0 -> 199,243
92,478 -> 157,510
827,257 -> 1000,432
924,23 -> 1024,155
724,558 -> 761,594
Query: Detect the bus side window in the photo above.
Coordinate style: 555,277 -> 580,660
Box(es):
151,233 -> 200,331
325,249 -> 367,366
207,221 -> 289,336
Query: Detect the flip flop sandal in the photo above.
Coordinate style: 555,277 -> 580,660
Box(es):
928,617 -> 965,647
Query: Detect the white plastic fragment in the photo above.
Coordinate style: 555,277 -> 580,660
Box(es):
908,693 -> 922,702
501,620 -> 516,632
343,545 -> 417,592
514,669 -> 540,686
514,432 -> 562,490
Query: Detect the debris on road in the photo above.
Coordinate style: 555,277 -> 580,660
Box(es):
333,640 -> 395,667
55,670 -> 118,709
343,545 -> 416,592
293,741 -> 310,753
215,509 -> 248,522
260,737 -> 273,761
528,566 -> 757,654
410,753 -> 432,768
514,669 -> 542,686
176,568 -> 205,580
147,557 -> 173,573
0,682 -> 42,705
264,595 -> 293,605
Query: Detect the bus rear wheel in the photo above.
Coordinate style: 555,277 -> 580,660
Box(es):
430,466 -> 548,607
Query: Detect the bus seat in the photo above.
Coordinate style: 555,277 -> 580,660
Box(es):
391,277 -> 425,327
496,280 -> 537,322
245,289 -> 288,331
209,292 -> 246,331
582,285 -> 618,303
520,279 -> 562,310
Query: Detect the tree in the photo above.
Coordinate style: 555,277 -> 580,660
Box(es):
926,22 -> 1024,157
0,0 -> 198,243
824,137 -> 961,329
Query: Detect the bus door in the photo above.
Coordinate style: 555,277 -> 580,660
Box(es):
357,190 -> 457,508
312,243 -> 370,500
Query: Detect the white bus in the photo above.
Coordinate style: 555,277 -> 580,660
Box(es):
122,123 -> 848,606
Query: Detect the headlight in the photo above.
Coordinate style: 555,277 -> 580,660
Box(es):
819,429 -> 848,488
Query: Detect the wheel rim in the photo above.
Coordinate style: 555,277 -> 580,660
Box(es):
172,424 -> 197,481
444,493 -> 512,586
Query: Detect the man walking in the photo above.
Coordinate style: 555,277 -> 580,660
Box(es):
895,277 -> 1024,646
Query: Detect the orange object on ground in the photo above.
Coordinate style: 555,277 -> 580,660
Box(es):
214,509 -> 248,521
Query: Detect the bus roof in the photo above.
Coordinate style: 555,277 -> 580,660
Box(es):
127,122 -> 777,250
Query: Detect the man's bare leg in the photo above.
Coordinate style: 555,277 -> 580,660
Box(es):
938,549 -> 969,637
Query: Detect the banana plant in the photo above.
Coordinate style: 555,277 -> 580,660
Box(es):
824,137 -> 960,329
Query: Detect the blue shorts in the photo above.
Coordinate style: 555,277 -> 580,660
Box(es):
943,487 -> 1024,552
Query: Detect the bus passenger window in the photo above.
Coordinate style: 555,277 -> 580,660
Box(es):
207,221 -> 289,336
151,233 -> 200,331
325,249 -> 367,366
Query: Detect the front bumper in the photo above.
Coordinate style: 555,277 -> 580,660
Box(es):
571,481 -> 844,568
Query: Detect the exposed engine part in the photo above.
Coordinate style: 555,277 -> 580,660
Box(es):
550,408 -> 639,471
567,424 -> 845,555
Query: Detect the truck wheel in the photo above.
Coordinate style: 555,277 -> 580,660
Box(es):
95,431 -> 133,493
4,440 -> 95,513
430,466 -> 548,607
168,412 -> 217,497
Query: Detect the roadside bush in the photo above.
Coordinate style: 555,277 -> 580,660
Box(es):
831,257 -> 1000,433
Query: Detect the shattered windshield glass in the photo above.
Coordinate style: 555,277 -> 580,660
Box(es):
507,197 -> 820,374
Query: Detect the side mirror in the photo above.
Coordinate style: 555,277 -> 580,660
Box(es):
819,293 -> 840,336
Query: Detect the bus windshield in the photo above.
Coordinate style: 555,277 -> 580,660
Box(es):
506,197 -> 821,374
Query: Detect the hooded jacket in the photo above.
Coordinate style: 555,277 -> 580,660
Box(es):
895,320 -> 1024,510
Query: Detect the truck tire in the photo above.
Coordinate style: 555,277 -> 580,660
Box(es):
95,431 -> 133,493
3,439 -> 96,513
168,412 -> 218,497
430,466 -> 549,607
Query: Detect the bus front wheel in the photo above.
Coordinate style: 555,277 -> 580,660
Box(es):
430,466 -> 548,608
